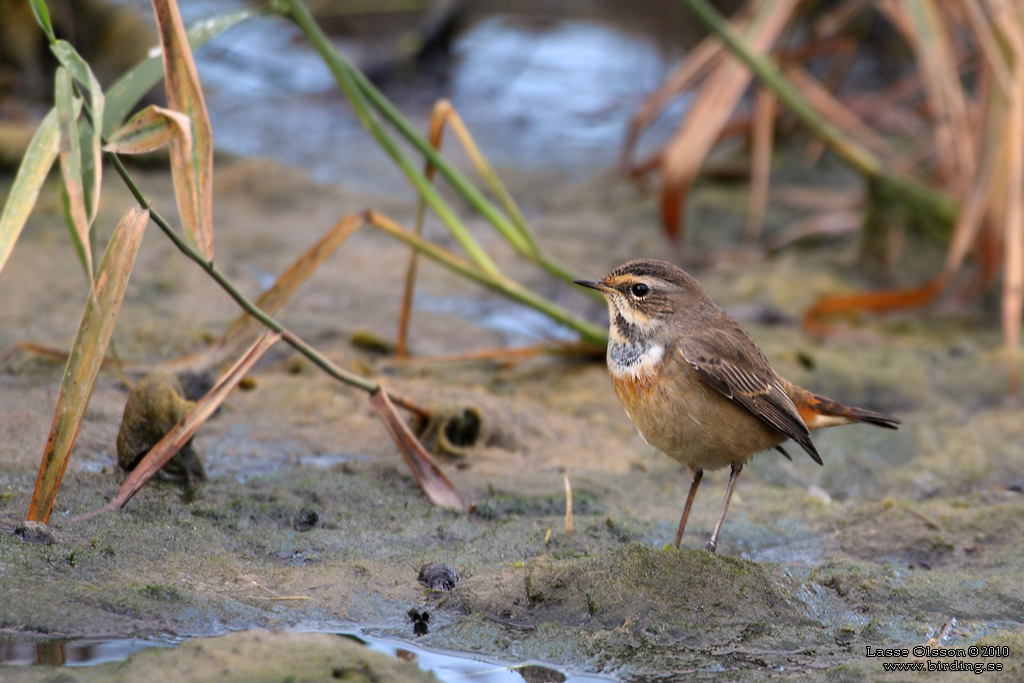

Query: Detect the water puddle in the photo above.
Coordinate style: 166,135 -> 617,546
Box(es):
414,292 -> 579,344
0,630 -> 615,682
0,635 -> 177,667
117,0 -> 688,192
199,423 -> 370,483
69,424 -> 370,482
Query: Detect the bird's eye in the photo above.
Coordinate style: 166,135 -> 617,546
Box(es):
630,283 -> 650,298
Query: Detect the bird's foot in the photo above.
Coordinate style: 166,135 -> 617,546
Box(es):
703,539 -> 717,553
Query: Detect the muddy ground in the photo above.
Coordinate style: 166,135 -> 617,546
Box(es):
2,156 -> 1024,682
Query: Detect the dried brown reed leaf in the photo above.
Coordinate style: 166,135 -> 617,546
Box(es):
103,105 -> 192,155
961,0 -> 1014,95
27,207 -> 149,524
746,86 -> 776,243
69,332 -> 281,523
368,389 -> 465,510
879,0 -> 975,194
800,60 -> 1007,340
660,0 -> 799,241
940,87 -> 1003,279
994,5 -> 1024,393
620,30 -> 729,175
802,280 -> 948,336
152,0 -> 214,262
812,1 -> 1021,390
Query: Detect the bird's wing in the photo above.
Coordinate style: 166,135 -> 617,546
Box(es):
678,327 -> 822,465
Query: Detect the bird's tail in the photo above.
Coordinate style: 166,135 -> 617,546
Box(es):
788,387 -> 901,431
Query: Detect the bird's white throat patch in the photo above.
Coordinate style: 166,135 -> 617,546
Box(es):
608,341 -> 664,379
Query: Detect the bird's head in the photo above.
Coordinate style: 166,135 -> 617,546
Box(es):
576,260 -> 709,341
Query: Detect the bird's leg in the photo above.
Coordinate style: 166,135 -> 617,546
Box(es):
704,464 -> 743,553
674,468 -> 703,548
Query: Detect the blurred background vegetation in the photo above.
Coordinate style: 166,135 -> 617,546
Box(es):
2,0 -> 1024,518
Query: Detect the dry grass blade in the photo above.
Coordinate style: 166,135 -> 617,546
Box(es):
660,0 -> 799,241
997,8 -> 1024,393
764,210 -> 862,254
619,5 -> 754,174
784,64 -> 904,166
938,86 -> 1003,278
746,86 -> 776,243
103,105 -> 193,155
879,0 -> 975,193
0,110 -> 60,276
69,332 -> 282,523
770,185 -> 865,211
397,102 -> 450,358
162,215 -> 363,374
799,88 -> 1004,337
55,67 -> 92,280
564,472 -> 573,534
368,389 -> 465,510
152,0 -> 215,262
430,100 -> 536,254
26,207 -> 150,524
397,98 -> 544,357
961,0 -> 1013,96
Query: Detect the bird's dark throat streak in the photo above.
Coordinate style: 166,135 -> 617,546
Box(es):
609,313 -> 656,369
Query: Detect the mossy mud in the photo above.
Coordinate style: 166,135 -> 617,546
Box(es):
2,159 -> 1024,681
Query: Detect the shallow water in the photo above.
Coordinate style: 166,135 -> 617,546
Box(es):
0,635 -> 176,667
122,0 -> 690,191
0,629 -> 615,682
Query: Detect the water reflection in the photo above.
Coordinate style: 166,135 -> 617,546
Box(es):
0,637 -> 172,666
450,16 -> 686,178
1,631 -> 614,682
357,633 -> 613,683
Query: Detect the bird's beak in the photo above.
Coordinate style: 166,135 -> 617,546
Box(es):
574,279 -> 614,294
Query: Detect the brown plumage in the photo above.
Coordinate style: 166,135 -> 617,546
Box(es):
576,259 -> 899,552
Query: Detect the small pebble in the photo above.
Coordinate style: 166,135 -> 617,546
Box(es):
417,563 -> 458,592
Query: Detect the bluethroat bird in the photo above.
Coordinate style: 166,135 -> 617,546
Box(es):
576,260 -> 900,553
